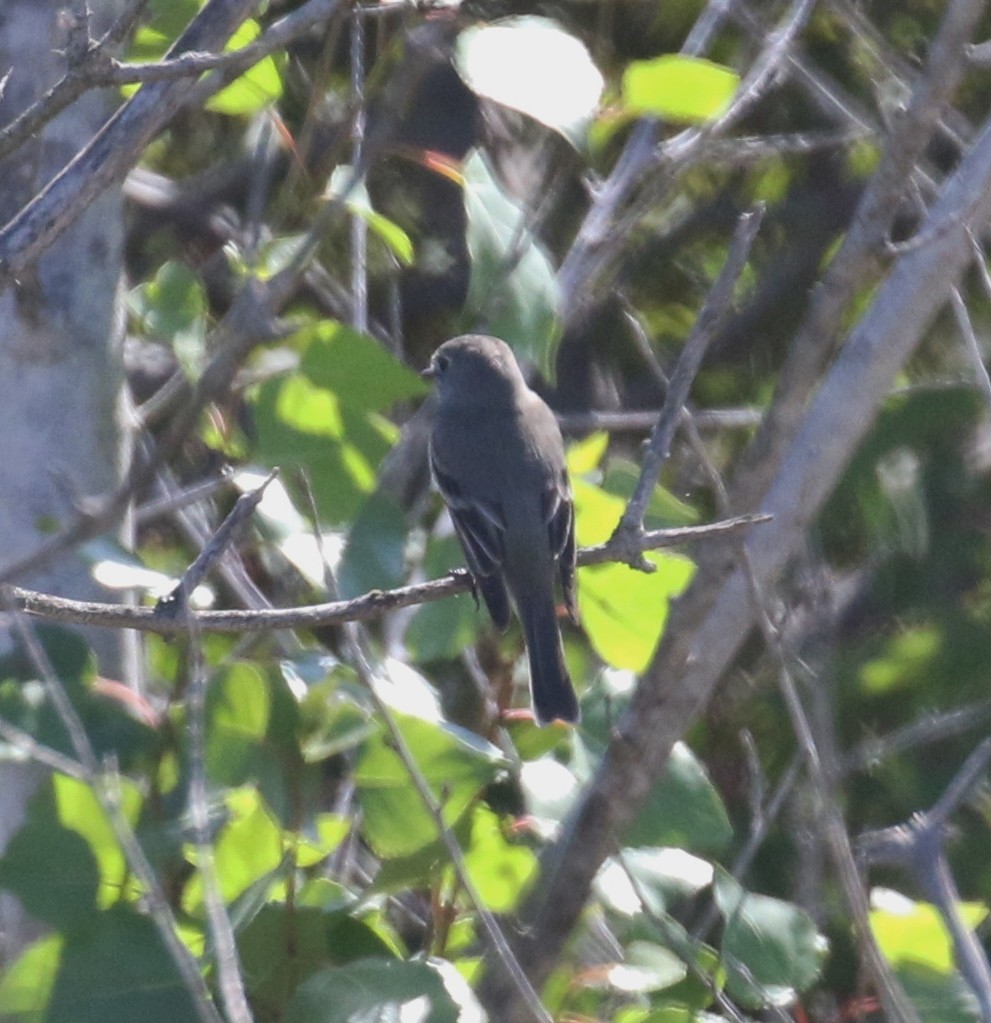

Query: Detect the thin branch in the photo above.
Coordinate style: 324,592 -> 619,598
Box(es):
730,0 -> 990,514
182,623 -> 253,1023
612,204 -> 765,563
859,740 -> 991,1022
153,468 -> 278,619
950,286 -> 991,410
0,0 -> 344,289
557,407 -> 764,435
9,513 -> 770,635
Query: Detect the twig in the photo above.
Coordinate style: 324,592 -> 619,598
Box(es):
349,6 -> 368,334
730,0 -> 990,513
153,468 -> 278,619
182,619 -> 253,1023
611,205 -> 765,566
557,407 -> 763,435
951,286 -> 991,410
859,740 -> 991,1022
841,699 -> 991,775
9,513 -> 771,635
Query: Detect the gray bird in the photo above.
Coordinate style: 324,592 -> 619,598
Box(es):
422,334 -> 580,725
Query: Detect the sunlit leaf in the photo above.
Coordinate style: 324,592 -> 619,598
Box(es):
183,786 -> 285,914
609,940 -> 688,993
458,807 -> 537,913
870,888 -> 989,974
596,846 -> 714,917
355,714 -> 505,858
455,17 -> 603,143
574,480 -> 694,671
327,168 -> 415,265
621,55 -> 738,124
206,20 -> 283,115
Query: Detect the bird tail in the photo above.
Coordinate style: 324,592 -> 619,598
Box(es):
521,594 -> 580,726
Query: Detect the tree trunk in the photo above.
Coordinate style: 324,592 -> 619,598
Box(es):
0,0 -> 125,960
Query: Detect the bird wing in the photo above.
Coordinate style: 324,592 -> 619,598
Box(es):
543,467 -> 579,624
429,445 -> 512,630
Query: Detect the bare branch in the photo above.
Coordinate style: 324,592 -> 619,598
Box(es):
612,204 -> 765,565
8,514 -> 770,635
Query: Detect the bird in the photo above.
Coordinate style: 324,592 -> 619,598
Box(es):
422,334 -> 580,725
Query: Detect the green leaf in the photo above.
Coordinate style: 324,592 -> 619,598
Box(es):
608,940 -> 688,993
205,662 -> 271,785
253,321 -> 425,523
574,480 -> 694,671
405,535 -> 481,662
299,676 -> 378,762
595,846 -> 714,917
714,869 -> 827,1010
461,151 -> 562,377
459,807 -> 537,913
182,787 -> 285,914
354,714 -> 505,858
621,55 -> 739,124
601,459 -> 700,528
0,907 -> 201,1023
336,493 -> 409,600
0,627 -> 156,771
454,17 -> 603,144
286,958 -> 464,1023
299,320 -> 428,411
0,811 -> 99,932
894,964 -> 982,1023
0,934 -> 62,1021
253,378 -> 392,524
625,743 -> 733,854
327,168 -> 415,265
206,20 -> 283,115
127,261 -> 207,376
870,888 -> 989,973
239,899 -> 401,1019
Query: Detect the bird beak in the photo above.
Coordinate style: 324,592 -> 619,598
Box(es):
421,363 -> 436,380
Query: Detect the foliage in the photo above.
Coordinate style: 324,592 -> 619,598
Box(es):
1,0 -> 991,1021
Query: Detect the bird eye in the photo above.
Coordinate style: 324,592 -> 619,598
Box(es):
434,354 -> 449,373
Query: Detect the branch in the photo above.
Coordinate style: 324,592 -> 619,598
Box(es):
612,204 -> 765,563
730,0 -> 989,512
859,740 -> 991,1022
0,0 -> 344,291
8,514 -> 770,635
473,89 -> 991,1023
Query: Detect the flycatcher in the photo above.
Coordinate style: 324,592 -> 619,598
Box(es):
423,334 -> 580,725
